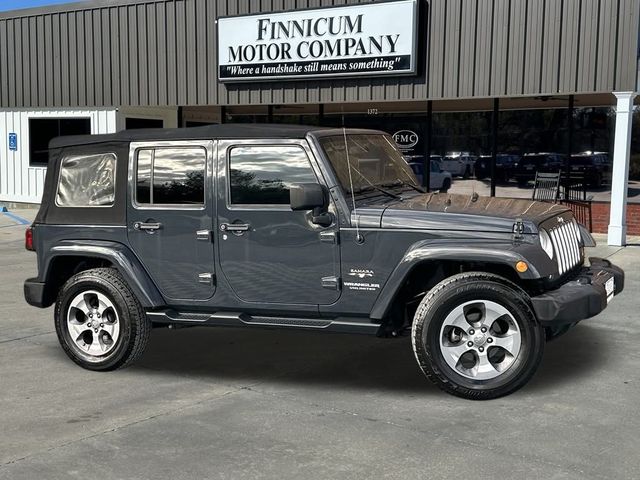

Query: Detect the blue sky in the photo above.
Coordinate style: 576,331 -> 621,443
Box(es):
0,0 -> 80,12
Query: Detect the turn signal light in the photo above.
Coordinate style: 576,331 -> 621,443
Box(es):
515,261 -> 528,273
25,226 -> 35,251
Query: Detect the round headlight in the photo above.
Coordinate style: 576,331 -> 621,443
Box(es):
539,229 -> 554,259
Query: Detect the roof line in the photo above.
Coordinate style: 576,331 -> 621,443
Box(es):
0,0 -> 159,20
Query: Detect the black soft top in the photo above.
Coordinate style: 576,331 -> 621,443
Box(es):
49,124 -> 329,149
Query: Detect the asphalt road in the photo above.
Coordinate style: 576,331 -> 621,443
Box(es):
1,208 -> 639,480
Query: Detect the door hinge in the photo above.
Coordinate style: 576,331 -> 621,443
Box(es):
319,231 -> 339,244
321,276 -> 340,290
196,230 -> 212,242
198,273 -> 214,285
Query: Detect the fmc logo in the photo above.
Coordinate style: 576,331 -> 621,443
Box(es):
393,130 -> 419,150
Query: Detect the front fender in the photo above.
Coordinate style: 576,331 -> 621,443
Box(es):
44,240 -> 165,308
369,239 -> 547,321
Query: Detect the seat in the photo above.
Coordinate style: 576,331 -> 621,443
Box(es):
532,171 -> 561,203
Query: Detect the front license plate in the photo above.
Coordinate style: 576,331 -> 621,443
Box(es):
605,277 -> 615,303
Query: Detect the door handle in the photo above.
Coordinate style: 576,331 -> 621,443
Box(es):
220,223 -> 250,233
133,221 -> 163,232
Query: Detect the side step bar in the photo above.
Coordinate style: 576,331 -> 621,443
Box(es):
147,310 -> 380,335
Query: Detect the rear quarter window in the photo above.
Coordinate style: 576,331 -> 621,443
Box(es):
56,153 -> 117,207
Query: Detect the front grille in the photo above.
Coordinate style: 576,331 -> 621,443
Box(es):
548,218 -> 582,274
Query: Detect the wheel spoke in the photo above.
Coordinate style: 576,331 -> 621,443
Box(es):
70,297 -> 91,316
87,330 -> 106,355
492,331 -> 522,356
95,292 -> 114,317
474,352 -> 498,379
68,321 -> 90,340
444,343 -> 471,363
443,305 -> 472,330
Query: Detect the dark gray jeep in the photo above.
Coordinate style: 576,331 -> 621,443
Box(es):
24,124 -> 624,399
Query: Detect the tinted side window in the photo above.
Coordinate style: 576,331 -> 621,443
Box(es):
56,153 -> 116,207
135,147 -> 206,206
229,145 -> 317,205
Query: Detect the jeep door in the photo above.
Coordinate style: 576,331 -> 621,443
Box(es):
127,141 -> 216,302
216,140 -> 340,306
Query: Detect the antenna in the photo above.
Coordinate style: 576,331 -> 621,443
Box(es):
342,111 -> 363,244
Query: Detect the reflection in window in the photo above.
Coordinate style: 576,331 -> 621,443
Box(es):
56,153 -> 116,207
135,147 -> 205,205
136,149 -> 152,204
229,146 -> 317,205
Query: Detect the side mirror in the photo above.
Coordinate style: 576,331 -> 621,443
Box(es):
290,183 -> 327,211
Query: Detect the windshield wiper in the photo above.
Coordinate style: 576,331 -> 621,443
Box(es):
380,179 -> 426,194
353,184 -> 403,200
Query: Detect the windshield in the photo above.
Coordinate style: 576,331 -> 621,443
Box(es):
319,134 -> 420,193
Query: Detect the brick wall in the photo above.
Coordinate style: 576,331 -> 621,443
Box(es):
590,202 -> 640,235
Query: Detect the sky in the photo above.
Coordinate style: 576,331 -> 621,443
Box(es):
0,0 -> 80,12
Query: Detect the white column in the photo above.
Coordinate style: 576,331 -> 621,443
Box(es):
608,92 -> 637,247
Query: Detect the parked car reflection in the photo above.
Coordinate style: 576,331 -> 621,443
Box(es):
513,153 -> 565,187
474,154 -> 520,182
403,155 -> 453,192
570,151 -> 610,188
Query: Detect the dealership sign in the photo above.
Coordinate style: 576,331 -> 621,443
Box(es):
393,130 -> 419,151
217,0 -> 418,82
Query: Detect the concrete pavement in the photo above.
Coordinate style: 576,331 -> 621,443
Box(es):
1,209 -> 639,479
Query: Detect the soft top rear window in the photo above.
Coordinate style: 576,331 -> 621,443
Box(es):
56,153 -> 117,207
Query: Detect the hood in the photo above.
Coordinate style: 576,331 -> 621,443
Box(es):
375,193 -> 571,232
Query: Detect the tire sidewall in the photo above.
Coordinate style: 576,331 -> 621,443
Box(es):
55,272 -> 135,370
414,276 -> 544,397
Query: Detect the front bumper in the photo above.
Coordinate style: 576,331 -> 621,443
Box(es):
530,257 -> 624,326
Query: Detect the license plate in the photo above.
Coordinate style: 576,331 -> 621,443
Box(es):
605,277 -> 615,303
525,166 -> 534,170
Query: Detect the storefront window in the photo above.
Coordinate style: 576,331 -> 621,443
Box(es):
629,105 -> 640,203
29,117 -> 91,167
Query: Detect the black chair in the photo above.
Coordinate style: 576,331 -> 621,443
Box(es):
532,171 -> 561,203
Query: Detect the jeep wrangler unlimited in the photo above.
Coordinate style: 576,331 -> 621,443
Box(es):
24,124 -> 624,400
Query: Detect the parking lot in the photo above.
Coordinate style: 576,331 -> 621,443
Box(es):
1,208 -> 639,480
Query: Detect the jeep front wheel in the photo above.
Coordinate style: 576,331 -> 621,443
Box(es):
411,272 -> 544,400
55,268 -> 151,371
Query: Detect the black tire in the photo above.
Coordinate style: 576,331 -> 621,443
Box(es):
54,267 -> 151,371
411,272 -> 545,400
441,179 -> 451,193
462,166 -> 471,179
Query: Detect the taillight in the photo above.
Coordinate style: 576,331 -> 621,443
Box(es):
25,226 -> 35,251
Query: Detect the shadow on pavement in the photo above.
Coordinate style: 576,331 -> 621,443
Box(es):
132,322 -> 606,396
527,323 -> 606,391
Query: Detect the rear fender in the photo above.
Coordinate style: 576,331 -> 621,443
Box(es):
44,240 -> 164,308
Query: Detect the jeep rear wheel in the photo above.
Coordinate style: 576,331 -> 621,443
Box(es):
411,272 -> 544,400
55,268 -> 150,371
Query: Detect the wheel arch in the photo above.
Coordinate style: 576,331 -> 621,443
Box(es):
370,244 -> 539,322
41,240 -> 164,309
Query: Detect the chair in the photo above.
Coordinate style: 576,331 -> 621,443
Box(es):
532,171 -> 561,203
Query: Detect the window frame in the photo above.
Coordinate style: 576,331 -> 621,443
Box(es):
55,152 -> 117,208
129,140 -> 211,211
225,143 -> 320,211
